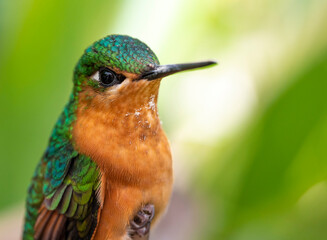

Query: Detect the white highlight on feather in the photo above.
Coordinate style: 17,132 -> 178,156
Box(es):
147,95 -> 156,111
91,71 -> 100,81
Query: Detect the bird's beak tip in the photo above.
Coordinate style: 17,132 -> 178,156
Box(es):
210,60 -> 218,65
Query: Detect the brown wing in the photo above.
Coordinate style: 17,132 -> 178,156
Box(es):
34,204 -> 67,240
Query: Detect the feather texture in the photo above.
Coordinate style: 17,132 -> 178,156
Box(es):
23,97 -> 100,240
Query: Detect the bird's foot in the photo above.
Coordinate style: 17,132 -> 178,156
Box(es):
129,204 -> 155,239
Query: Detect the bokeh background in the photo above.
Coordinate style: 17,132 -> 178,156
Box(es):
1,0 -> 327,239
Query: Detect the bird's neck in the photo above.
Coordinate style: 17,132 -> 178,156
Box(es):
49,94 -> 77,143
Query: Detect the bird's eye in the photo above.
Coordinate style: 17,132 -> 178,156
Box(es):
90,68 -> 126,88
99,68 -> 117,87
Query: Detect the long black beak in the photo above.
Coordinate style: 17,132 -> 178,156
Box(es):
140,60 -> 217,81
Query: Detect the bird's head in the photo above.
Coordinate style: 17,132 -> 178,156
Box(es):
73,35 -> 216,112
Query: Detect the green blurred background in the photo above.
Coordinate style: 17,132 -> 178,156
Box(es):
1,0 -> 327,239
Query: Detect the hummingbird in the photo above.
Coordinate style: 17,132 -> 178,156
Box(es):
23,34 -> 216,240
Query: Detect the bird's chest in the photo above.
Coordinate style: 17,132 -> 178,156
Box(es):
73,98 -> 173,239
73,97 -> 172,187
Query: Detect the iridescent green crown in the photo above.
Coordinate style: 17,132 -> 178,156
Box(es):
75,35 -> 160,79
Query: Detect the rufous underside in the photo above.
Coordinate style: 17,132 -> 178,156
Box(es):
73,78 -> 173,240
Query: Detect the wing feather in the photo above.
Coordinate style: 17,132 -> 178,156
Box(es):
23,100 -> 100,240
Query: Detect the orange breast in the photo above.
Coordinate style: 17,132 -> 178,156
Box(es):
72,79 -> 173,240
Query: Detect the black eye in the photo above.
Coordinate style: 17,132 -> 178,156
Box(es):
99,68 -> 117,87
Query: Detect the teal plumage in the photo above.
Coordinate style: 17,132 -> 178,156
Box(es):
24,162 -> 44,239
23,96 -> 99,240
23,35 -> 160,240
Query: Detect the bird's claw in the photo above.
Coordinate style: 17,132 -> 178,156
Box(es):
129,204 -> 155,238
